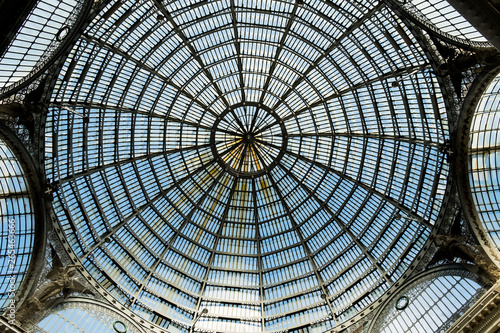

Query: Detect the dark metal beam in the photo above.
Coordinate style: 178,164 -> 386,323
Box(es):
264,142 -> 434,230
230,0 -> 246,103
54,101 -> 238,135
78,158 -> 219,261
80,33 -> 220,120
271,2 -> 385,112
255,63 -> 431,136
442,0 -> 500,50
76,141 -> 239,261
190,177 -> 240,328
257,0 -> 300,105
274,162 -> 394,287
251,178 -> 267,331
0,0 -> 38,56
263,161 -> 338,324
151,0 -> 247,131
283,131 -> 443,148
53,144 -> 212,186
131,171 -> 226,306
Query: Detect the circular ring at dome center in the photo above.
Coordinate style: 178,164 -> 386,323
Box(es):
210,103 -> 287,178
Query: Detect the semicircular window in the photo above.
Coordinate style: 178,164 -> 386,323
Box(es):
376,273 -> 483,332
469,71 -> 500,249
45,0 -> 450,331
0,137 -> 35,311
33,302 -> 143,333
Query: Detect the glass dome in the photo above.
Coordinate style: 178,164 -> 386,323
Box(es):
45,0 -> 450,331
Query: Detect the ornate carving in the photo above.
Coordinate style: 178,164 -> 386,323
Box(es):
430,43 -> 500,107
17,246 -> 93,322
432,235 -> 500,285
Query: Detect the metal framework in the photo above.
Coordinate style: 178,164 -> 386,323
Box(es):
387,0 -> 492,50
0,0 -> 90,99
33,297 -> 148,333
0,135 -> 35,312
469,70 -> 500,249
40,0 -> 455,332
0,122 -> 46,315
368,265 -> 485,333
0,0 -> 492,331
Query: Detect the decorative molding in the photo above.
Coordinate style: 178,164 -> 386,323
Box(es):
16,228 -> 99,329
446,281 -> 500,333
30,297 -> 150,333
0,316 -> 26,333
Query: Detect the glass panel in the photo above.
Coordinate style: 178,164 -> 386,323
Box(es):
44,0 -> 450,331
0,0 -> 83,88
0,137 -> 35,312
379,274 -> 483,333
469,72 -> 500,249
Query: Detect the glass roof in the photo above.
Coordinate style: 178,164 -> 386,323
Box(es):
0,137 -> 35,312
378,273 -> 482,333
45,0 -> 450,331
401,0 -> 488,44
0,0 -> 82,91
469,71 -> 500,249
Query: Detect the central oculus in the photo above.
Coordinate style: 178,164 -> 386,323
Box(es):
243,133 -> 255,144
210,103 -> 288,178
